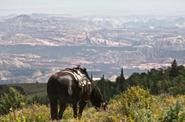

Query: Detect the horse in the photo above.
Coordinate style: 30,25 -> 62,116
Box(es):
47,67 -> 107,120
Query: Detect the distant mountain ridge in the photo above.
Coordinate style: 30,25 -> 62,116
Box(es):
0,14 -> 185,84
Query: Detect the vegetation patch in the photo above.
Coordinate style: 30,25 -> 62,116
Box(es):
1,87 -> 185,122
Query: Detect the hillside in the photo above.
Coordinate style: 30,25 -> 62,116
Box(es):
0,83 -> 47,96
0,87 -> 185,122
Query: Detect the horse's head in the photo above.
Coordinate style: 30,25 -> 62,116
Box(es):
101,101 -> 108,111
74,66 -> 108,110
90,86 -> 108,111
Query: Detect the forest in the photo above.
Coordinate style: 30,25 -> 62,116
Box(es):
98,59 -> 185,99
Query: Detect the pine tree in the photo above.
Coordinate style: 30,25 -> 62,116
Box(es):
170,59 -> 178,78
90,73 -> 93,80
116,68 -> 127,93
121,67 -> 124,79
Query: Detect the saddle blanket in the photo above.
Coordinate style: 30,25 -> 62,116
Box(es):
62,70 -> 91,87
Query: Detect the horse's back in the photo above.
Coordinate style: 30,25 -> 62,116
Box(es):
47,72 -> 80,102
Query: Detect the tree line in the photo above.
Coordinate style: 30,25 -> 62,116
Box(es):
96,59 -> 185,100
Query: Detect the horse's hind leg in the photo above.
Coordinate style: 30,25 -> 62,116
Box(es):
73,103 -> 78,118
58,100 -> 67,120
49,96 -> 58,120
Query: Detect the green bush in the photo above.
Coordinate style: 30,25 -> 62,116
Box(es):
162,101 -> 185,122
106,86 -> 153,122
0,104 -> 50,122
168,86 -> 185,96
27,94 -> 49,105
117,86 -> 151,112
0,87 -> 26,115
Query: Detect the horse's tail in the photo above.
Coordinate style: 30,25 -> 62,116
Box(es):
47,75 -> 58,120
47,75 -> 58,95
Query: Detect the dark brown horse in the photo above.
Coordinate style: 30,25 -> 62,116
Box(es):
47,67 -> 107,120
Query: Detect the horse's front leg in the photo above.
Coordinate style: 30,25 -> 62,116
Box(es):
73,103 -> 78,118
58,100 -> 67,120
78,100 -> 87,118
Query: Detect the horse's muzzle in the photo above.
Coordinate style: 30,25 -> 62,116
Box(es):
101,102 -> 108,111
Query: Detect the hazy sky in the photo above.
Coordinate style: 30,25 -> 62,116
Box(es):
1,0 -> 185,16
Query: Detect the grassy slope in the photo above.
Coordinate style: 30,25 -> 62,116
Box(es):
14,83 -> 47,97
1,87 -> 185,122
0,83 -> 47,96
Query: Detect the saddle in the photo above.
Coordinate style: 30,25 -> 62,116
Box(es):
61,68 -> 91,87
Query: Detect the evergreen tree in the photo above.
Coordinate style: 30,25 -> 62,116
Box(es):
96,75 -> 117,100
97,75 -> 105,98
101,74 -> 105,81
120,67 -> 124,79
116,68 -> 127,93
170,59 -> 178,78
101,75 -> 105,97
90,73 -> 93,80
127,73 -> 140,86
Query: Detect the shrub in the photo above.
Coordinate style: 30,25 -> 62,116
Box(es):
0,87 -> 26,115
162,101 -> 185,122
117,86 -> 151,112
0,104 -> 50,122
27,94 -> 49,105
109,86 -> 153,121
